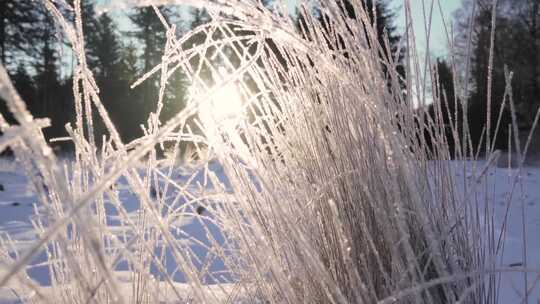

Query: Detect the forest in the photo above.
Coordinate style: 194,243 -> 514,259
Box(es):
1,0 -> 540,155
0,0 -> 539,303
1,1 -> 195,148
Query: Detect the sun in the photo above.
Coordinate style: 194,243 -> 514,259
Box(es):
191,67 -> 253,163
198,76 -> 245,130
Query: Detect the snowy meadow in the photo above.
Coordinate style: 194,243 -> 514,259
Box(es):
0,0 -> 538,303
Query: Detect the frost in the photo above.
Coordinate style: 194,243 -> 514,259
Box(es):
0,0 -> 536,303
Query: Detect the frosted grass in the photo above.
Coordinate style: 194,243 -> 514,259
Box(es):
0,0 -> 537,303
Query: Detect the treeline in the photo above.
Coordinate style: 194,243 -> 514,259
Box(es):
428,0 -> 540,156
8,0 -> 537,159
1,0 -> 405,153
0,1 -> 211,149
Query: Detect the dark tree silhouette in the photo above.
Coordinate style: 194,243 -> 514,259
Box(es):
0,0 -> 40,67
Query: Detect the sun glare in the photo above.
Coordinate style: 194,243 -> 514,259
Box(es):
192,67 -> 253,163
198,80 -> 245,129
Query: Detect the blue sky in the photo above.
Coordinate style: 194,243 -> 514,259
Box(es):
281,0 -> 463,55
100,0 -> 463,57
92,0 -> 462,105
392,0 -> 462,56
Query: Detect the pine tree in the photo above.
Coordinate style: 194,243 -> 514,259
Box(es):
454,0 -> 529,152
118,42 -> 139,86
2,64 -> 34,125
425,59 -> 463,157
296,0 -> 404,85
157,11 -> 188,128
11,63 -> 35,115
94,14 -> 122,81
0,0 -> 41,135
160,68 -> 187,124
128,7 -> 172,122
184,8 -> 213,83
310,1 -> 401,57
83,5 -> 127,142
129,7 -> 170,78
34,9 -> 60,119
0,0 -> 40,68
128,6 -> 188,144
32,5 -> 72,144
114,42 -> 142,142
352,0 -> 404,79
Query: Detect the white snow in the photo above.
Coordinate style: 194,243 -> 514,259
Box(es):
450,160 -> 540,303
0,157 -> 538,302
0,157 -> 245,303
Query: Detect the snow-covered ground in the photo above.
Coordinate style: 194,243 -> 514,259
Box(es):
0,157 -> 538,303
454,160 -> 540,303
0,157 -> 243,303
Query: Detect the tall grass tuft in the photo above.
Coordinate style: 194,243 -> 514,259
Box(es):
0,0 -> 536,303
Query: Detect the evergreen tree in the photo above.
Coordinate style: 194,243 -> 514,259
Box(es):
33,5 -> 72,145
425,59 -> 463,157
118,43 -> 140,86
184,8 -> 213,84
34,9 -> 60,119
129,6 -> 188,144
502,0 -> 540,126
160,69 -> 187,124
2,64 -> 34,125
79,3 -> 127,141
0,2 -> 72,150
454,0 -> 531,152
0,0 -> 40,137
0,0 -> 40,68
295,0 -> 404,87
114,42 -> 142,142
67,1 -> 105,74
436,59 -> 456,107
128,7 -> 171,124
129,7 -> 171,78
93,14 -> 122,81
311,1 -> 402,60
11,63 -> 35,117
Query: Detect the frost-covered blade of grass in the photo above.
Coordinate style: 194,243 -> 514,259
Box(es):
0,0 -> 538,303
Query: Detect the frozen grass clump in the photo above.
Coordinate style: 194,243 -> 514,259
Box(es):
0,0 -> 536,303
